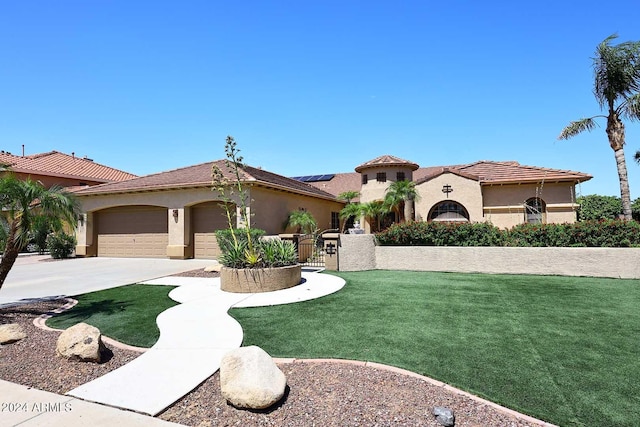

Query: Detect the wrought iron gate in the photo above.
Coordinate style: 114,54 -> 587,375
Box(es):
297,233 -> 325,268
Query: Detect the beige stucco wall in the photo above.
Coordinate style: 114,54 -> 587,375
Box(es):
482,183 -> 578,228
359,166 -> 416,204
336,234 -> 640,279
76,185 -> 344,258
414,173 -> 483,222
250,187 -> 344,234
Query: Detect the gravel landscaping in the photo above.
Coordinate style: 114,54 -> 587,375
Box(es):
0,269 -> 550,426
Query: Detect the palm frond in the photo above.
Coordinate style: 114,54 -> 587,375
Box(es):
621,93 -> 640,121
593,34 -> 640,110
558,118 -> 599,140
635,150 -> 640,165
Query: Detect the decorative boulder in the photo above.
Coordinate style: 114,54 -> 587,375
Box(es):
0,323 -> 27,344
433,406 -> 455,426
56,322 -> 106,363
220,346 -> 287,409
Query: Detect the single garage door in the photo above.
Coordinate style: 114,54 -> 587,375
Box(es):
192,202 -> 230,259
96,206 -> 168,258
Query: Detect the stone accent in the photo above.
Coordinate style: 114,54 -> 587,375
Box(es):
0,323 -> 27,344
56,323 -> 106,362
220,265 -> 301,293
220,346 -> 287,409
433,406 -> 455,426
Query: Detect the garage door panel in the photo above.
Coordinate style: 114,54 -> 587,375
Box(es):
96,206 -> 168,258
192,202 -> 229,259
194,233 -> 220,259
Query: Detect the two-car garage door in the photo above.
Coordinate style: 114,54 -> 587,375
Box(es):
96,206 -> 168,258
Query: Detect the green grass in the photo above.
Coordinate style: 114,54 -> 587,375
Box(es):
229,271 -> 640,427
46,284 -> 177,348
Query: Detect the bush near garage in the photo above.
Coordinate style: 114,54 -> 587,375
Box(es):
46,232 -> 77,259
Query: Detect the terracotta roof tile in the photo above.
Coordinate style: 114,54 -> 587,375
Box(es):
0,150 -> 136,183
354,155 -> 419,172
75,160 -> 337,200
456,161 -> 592,184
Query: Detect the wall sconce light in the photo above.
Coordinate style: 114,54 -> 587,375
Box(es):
78,213 -> 85,226
172,209 -> 179,219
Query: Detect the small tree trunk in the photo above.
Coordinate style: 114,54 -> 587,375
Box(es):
0,227 -> 20,288
607,113 -> 633,220
404,199 -> 414,222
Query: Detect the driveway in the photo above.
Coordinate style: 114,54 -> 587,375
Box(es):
0,256 -> 214,306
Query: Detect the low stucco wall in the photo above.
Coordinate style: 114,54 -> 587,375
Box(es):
339,235 -> 640,279
339,234 -> 377,271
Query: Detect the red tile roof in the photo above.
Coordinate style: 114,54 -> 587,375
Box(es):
355,155 -> 419,172
306,160 -> 591,196
0,150 -> 136,183
74,160 -> 337,200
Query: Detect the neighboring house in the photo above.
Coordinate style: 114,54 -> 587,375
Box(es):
301,155 -> 592,232
72,154 -> 591,260
73,161 -> 344,259
0,150 -> 137,189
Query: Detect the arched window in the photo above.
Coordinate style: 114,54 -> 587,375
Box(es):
428,201 -> 469,222
525,197 -> 546,224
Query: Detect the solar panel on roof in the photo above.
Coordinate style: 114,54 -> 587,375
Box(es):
291,174 -> 335,183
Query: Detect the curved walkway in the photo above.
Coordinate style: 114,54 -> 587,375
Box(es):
66,271 -> 345,416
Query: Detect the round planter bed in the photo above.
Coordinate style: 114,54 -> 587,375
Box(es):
220,264 -> 302,293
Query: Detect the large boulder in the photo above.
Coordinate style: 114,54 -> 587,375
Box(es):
56,322 -> 106,362
0,323 -> 27,344
220,346 -> 287,409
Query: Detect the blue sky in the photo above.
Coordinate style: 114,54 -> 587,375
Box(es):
1,1 -> 639,198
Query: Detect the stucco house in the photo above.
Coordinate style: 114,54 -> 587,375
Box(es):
301,155 -> 592,232
0,150 -> 137,189
73,161 -> 344,259
72,154 -> 591,259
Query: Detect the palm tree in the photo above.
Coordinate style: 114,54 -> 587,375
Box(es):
361,200 -> 386,233
339,202 -> 364,233
559,34 -> 640,220
337,191 -> 360,204
0,175 -> 80,288
285,210 -> 318,235
383,180 -> 420,223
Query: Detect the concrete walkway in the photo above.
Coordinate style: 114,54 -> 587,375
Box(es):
0,380 -> 183,427
66,271 -> 345,416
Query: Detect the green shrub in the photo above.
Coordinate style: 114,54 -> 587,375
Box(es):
217,236 -> 297,268
215,228 -> 266,253
376,221 -> 503,246
46,232 -> 76,259
376,220 -> 640,247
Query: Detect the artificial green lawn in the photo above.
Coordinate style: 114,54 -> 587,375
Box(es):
45,272 -> 640,426
46,284 -> 177,348
229,271 -> 640,427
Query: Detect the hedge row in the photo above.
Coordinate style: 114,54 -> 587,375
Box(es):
375,220 -> 640,247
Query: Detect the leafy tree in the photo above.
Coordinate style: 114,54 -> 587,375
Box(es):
0,174 -> 80,288
576,195 -> 622,220
285,210 -> 318,234
633,197 -> 640,221
559,34 -> 640,220
383,180 -> 420,223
